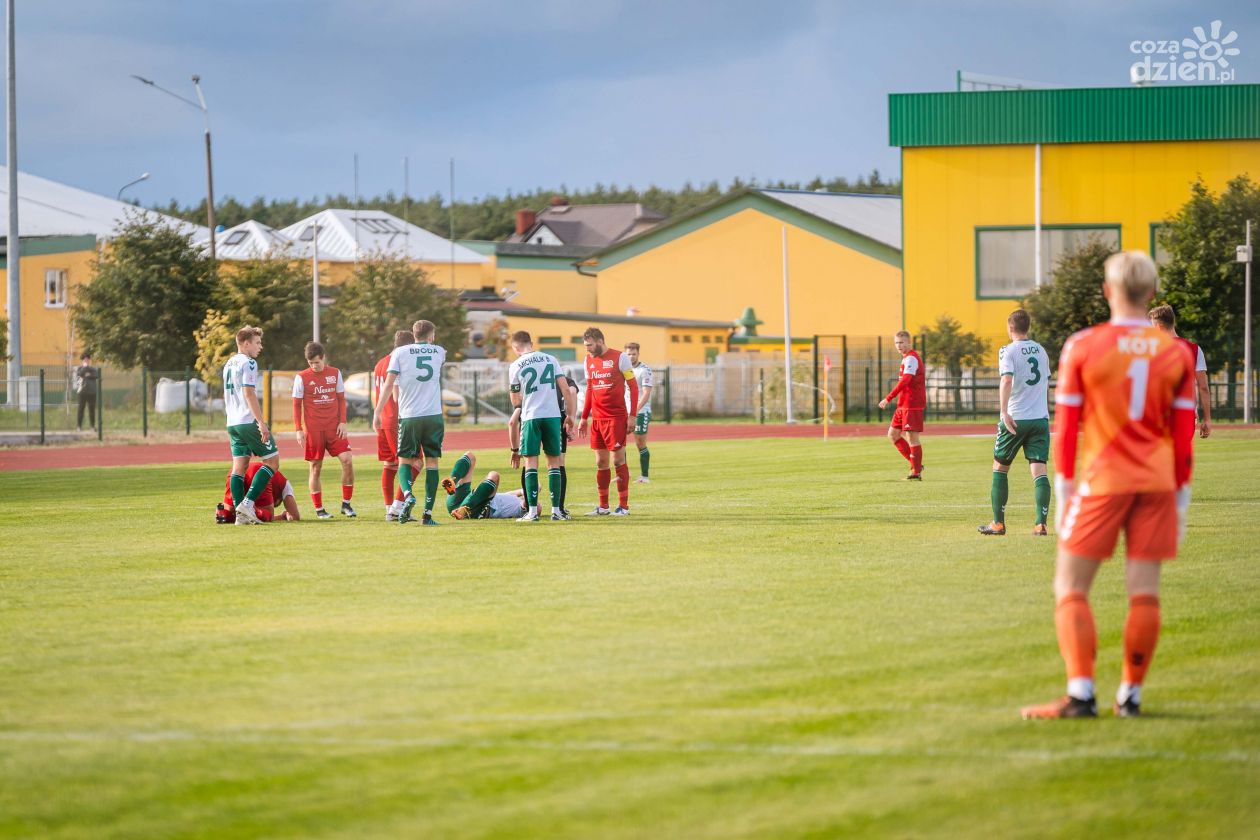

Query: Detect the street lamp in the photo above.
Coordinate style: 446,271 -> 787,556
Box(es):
117,172 -> 150,202
132,73 -> 216,260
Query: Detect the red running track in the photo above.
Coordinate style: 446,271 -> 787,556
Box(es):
0,423 -> 998,472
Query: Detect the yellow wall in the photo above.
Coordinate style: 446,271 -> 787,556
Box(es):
504,313 -> 729,365
594,208 -> 902,338
310,260 -> 487,292
902,139 -> 1260,347
495,264 -> 598,312
0,247 -> 97,366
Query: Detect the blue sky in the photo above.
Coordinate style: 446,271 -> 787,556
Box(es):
8,0 -> 1260,210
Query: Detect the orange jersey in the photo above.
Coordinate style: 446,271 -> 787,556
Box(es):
372,355 -> 398,425
1053,318 -> 1195,495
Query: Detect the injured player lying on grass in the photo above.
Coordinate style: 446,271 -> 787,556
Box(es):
215,461 -> 301,523
439,451 -> 529,521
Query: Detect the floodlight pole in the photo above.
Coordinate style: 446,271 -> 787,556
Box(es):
1246,220 -> 1253,424
781,225 -> 795,424
5,0 -> 21,400
312,223 -> 321,343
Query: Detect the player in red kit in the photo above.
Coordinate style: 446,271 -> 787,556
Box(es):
577,326 -> 638,516
373,330 -> 416,521
878,330 -> 926,479
1148,304 -> 1211,439
217,461 -> 300,523
1021,252 -> 1196,720
292,341 -> 354,519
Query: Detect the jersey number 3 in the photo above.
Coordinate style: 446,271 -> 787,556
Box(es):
1024,356 -> 1041,387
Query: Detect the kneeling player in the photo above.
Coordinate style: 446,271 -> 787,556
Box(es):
440,451 -> 527,520
218,461 -> 300,523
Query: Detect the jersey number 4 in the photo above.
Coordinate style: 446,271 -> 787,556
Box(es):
224,370 -> 235,394
520,364 -> 555,395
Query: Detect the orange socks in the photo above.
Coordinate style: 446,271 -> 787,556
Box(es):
1122,595 -> 1161,687
1055,592 -> 1097,684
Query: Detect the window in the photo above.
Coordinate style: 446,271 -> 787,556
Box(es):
570,336 -> 583,344
683,335 -> 693,343
671,335 -> 680,343
354,218 -> 402,235
1150,223 -> 1172,266
44,269 -> 66,308
299,224 -> 322,242
223,230 -> 248,246
976,226 -> 1121,298
539,336 -> 562,345
701,335 -> 711,343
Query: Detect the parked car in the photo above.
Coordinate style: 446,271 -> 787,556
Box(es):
343,372 -> 467,423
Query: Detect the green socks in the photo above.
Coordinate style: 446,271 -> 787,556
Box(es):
1034,474 -> 1051,526
230,473 -> 247,506
639,447 -> 650,478
991,470 -> 1008,524
245,465 -> 274,503
548,468 -> 562,510
425,468 -> 439,515
524,468 -> 539,508
399,464 -> 414,495
466,479 -> 496,512
451,455 -> 471,483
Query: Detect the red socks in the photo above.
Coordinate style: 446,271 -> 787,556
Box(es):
910,445 -> 923,475
1055,592 -> 1097,681
893,438 -> 912,463
597,468 -> 611,508
342,484 -> 353,502
311,491 -> 323,509
1122,595 -> 1161,687
615,463 -> 630,508
381,467 -> 397,505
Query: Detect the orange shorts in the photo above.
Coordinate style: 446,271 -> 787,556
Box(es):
589,415 -> 628,452
1059,491 -> 1177,561
891,408 -> 924,432
303,428 -> 351,461
376,422 -> 398,462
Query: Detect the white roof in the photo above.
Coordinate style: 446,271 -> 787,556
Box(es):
201,220 -> 296,260
0,165 -> 206,240
273,209 -> 487,264
757,190 -> 901,250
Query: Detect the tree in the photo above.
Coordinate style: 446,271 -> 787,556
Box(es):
1022,237 -> 1115,365
0,316 -> 7,363
323,256 -> 467,372
201,256 -> 312,370
1155,175 -> 1260,377
73,213 -> 215,371
918,315 -> 990,413
193,310 -> 234,388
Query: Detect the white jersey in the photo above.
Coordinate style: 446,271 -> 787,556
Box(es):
509,351 -> 563,421
998,339 -> 1050,421
223,352 -> 260,427
488,492 -> 525,519
626,362 -> 654,414
387,343 -> 447,419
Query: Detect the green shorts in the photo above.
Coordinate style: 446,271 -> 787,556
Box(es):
446,482 -> 472,514
447,478 -> 496,519
634,412 -> 651,436
228,422 -> 279,458
398,415 -> 444,459
993,417 -> 1050,465
521,416 -> 563,457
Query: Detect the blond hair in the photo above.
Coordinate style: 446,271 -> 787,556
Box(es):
1104,251 -> 1157,305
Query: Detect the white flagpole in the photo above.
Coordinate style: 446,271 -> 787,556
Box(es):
782,225 -> 794,424
312,221 -> 321,343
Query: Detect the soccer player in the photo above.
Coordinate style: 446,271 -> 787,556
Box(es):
1149,304 -> 1211,438
374,330 -> 415,520
373,319 -> 446,526
877,330 -> 926,479
507,331 -> 576,521
1021,251 -> 1196,720
223,326 -> 280,525
293,341 -> 355,519
218,461 -> 301,523
577,327 -> 638,516
442,451 -> 529,520
625,342 -> 654,483
978,310 -> 1052,536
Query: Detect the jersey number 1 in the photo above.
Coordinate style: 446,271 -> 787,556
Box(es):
1125,357 -> 1150,421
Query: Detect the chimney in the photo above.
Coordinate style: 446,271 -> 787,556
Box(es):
515,209 -> 536,235
550,195 -> 569,207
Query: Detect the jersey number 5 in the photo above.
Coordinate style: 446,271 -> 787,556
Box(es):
415,357 -> 434,382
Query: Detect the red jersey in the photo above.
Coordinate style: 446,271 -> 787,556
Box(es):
1053,319 -> 1196,495
292,366 -> 345,430
224,463 -> 288,509
885,349 -> 926,410
1175,336 -> 1207,373
583,347 -> 637,419
372,355 -> 398,425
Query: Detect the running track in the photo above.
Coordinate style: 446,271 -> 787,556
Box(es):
0,423 -> 999,472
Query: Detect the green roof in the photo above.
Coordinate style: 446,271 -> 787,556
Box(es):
889,84 -> 1260,147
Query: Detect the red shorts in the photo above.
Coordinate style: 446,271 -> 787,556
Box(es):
1059,491 -> 1177,561
589,415 -> 628,452
376,422 -> 398,462
891,408 -> 924,432
304,428 -> 351,461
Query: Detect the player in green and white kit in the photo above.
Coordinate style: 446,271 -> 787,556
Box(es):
508,331 -> 576,521
223,326 -> 280,525
979,309 -> 1052,536
372,319 -> 446,526
625,342 -> 654,483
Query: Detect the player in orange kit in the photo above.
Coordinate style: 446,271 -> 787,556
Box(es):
293,341 -> 354,519
577,327 -> 638,515
1021,251 -> 1196,720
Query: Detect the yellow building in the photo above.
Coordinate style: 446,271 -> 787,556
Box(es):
0,235 -> 97,366
504,310 -> 732,364
586,189 -> 903,339
892,83 -> 1260,347
493,245 -> 598,312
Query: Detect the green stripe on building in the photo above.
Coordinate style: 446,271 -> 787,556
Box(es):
0,234 -> 97,268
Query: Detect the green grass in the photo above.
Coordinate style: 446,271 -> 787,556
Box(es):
2,434 -> 1259,838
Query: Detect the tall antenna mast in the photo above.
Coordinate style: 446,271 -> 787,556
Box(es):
403,156 -> 410,256
353,152 -> 360,266
449,157 -> 456,290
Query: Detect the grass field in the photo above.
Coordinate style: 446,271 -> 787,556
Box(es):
3,433 -> 1259,838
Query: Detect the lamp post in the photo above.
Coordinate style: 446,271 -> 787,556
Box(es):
117,172 -> 150,202
132,74 -> 216,260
